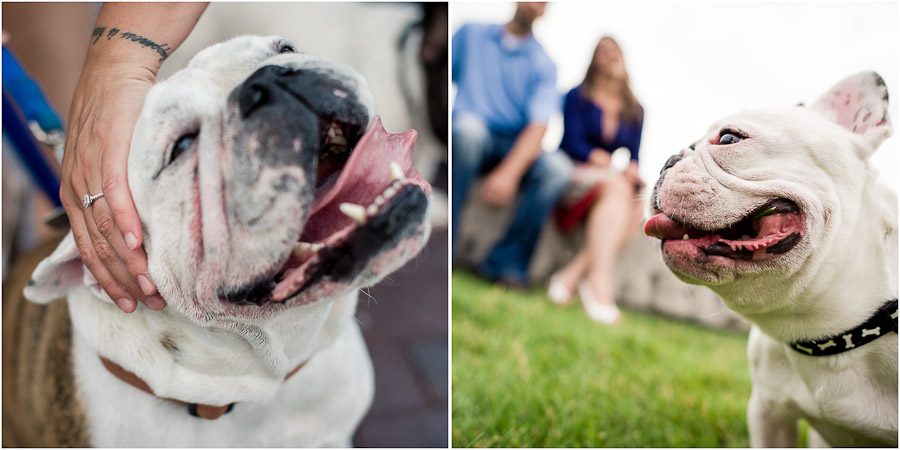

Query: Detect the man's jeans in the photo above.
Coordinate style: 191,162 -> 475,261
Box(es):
452,114 -> 573,283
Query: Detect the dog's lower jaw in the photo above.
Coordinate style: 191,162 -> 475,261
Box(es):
67,288 -> 373,446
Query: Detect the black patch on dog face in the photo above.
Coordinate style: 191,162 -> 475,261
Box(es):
218,185 -> 429,306
765,232 -> 802,255
299,186 -> 429,290
228,65 -> 368,170
221,279 -> 278,306
273,174 -> 298,192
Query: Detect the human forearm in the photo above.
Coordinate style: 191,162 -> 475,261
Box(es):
60,2 -> 207,313
495,123 -> 547,179
478,124 -> 547,207
87,2 -> 208,74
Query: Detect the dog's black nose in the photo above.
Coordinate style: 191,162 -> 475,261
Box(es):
238,65 -> 297,118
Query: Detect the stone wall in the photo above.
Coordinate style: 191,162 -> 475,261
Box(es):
455,182 -> 750,332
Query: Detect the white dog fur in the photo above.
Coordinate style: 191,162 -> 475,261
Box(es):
646,72 -> 897,447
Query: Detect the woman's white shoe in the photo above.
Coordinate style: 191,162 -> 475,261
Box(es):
577,280 -> 621,324
547,274 -> 574,305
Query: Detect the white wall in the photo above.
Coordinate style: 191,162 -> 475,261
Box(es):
451,1 -> 899,191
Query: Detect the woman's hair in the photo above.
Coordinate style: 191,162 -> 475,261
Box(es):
581,36 -> 642,124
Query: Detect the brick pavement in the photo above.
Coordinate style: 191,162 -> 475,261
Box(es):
352,227 -> 448,448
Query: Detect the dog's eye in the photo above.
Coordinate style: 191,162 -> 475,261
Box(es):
717,132 -> 743,145
279,43 -> 296,54
169,133 -> 197,165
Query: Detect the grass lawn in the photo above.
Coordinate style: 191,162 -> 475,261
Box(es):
452,270 -> 754,448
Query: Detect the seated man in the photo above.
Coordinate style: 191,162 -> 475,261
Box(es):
451,2 -> 572,286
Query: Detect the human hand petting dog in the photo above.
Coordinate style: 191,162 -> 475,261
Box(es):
61,3 -> 207,312
62,57 -> 159,313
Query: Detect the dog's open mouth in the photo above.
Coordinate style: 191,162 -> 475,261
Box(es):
644,199 -> 805,261
220,115 -> 430,306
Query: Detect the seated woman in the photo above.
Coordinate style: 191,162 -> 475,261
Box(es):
548,36 -> 644,324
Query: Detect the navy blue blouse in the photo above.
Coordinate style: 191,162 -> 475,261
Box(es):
559,85 -> 643,163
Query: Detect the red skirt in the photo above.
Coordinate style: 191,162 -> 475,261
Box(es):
554,164 -> 618,233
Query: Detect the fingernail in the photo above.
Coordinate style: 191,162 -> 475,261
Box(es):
124,232 -> 139,250
137,275 -> 155,295
145,296 -> 166,310
116,298 -> 136,313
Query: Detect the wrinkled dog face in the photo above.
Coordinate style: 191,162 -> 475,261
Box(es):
129,36 -> 431,323
645,72 -> 891,302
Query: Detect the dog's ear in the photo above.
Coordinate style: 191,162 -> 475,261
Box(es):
23,233 -> 86,304
809,71 -> 892,158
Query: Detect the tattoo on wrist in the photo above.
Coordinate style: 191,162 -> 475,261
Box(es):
90,26 -> 172,62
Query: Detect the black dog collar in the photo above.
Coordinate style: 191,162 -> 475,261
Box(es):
790,300 -> 898,356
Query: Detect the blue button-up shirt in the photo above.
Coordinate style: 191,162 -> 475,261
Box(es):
452,23 -> 558,137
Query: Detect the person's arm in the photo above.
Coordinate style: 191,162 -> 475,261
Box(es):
627,108 -> 644,163
451,24 -> 466,85
60,2 -> 207,313
560,88 -> 595,163
622,113 -> 644,186
479,123 -> 547,206
479,53 -> 558,207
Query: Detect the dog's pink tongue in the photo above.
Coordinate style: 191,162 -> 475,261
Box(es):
644,213 -> 693,239
310,116 -> 422,216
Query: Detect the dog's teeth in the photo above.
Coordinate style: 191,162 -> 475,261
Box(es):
331,135 -> 348,146
367,204 -> 378,216
327,127 -> 336,138
339,202 -> 367,224
384,186 -> 397,199
374,195 -> 385,206
293,242 -> 312,257
682,234 -> 689,240
333,127 -> 344,136
390,161 -> 405,182
741,234 -> 752,240
310,243 -> 324,253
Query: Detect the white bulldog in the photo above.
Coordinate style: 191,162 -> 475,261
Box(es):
644,72 -> 897,447
15,35 -> 431,447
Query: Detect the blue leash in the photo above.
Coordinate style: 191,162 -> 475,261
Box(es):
2,45 -> 65,210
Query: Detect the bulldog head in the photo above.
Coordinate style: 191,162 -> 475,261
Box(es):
644,72 -> 892,310
27,36 -> 432,325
